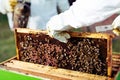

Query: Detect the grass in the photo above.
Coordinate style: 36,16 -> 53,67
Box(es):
0,14 -> 16,62
0,69 -> 42,80
112,39 -> 120,53
0,13 -> 120,63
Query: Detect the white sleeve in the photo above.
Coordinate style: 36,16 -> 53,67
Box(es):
0,0 -> 11,14
47,0 -> 120,31
7,12 -> 14,30
57,0 -> 70,12
112,15 -> 120,28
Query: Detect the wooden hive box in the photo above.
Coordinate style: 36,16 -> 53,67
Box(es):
14,28 -> 113,78
0,56 -> 113,80
1,54 -> 120,80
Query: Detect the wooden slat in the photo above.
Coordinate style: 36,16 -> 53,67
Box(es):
0,56 -> 16,65
15,28 -> 114,39
14,28 -> 47,34
107,35 -> 112,77
69,31 -> 114,39
112,54 -> 120,59
3,60 -> 109,80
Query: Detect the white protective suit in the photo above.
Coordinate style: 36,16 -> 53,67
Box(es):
0,0 -> 70,30
47,0 -> 120,43
0,0 -> 13,29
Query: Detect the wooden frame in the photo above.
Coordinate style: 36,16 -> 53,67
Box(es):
14,28 -> 113,78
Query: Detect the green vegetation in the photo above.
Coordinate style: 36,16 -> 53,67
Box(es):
0,14 -> 16,62
0,69 -> 42,80
112,39 -> 120,53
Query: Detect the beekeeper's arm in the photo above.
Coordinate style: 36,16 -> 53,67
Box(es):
47,0 -> 120,43
0,0 -> 17,30
0,0 -> 17,14
57,0 -> 70,13
112,15 -> 120,36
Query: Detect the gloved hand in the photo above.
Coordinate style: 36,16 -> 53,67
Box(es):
112,15 -> 120,36
9,0 -> 17,12
47,26 -> 70,43
46,15 -> 75,43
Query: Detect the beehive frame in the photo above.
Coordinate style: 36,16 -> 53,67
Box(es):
14,28 -> 113,77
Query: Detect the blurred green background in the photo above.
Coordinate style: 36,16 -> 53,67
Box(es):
0,13 -> 120,63
0,13 -> 16,62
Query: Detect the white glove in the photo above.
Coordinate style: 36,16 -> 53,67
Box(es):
52,31 -> 70,43
47,26 -> 70,43
112,15 -> 120,36
0,0 -> 17,14
46,15 -> 74,43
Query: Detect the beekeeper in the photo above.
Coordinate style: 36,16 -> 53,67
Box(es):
0,0 -> 70,30
46,0 -> 120,43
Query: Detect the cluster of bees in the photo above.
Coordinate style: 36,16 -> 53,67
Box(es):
17,33 -> 108,76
